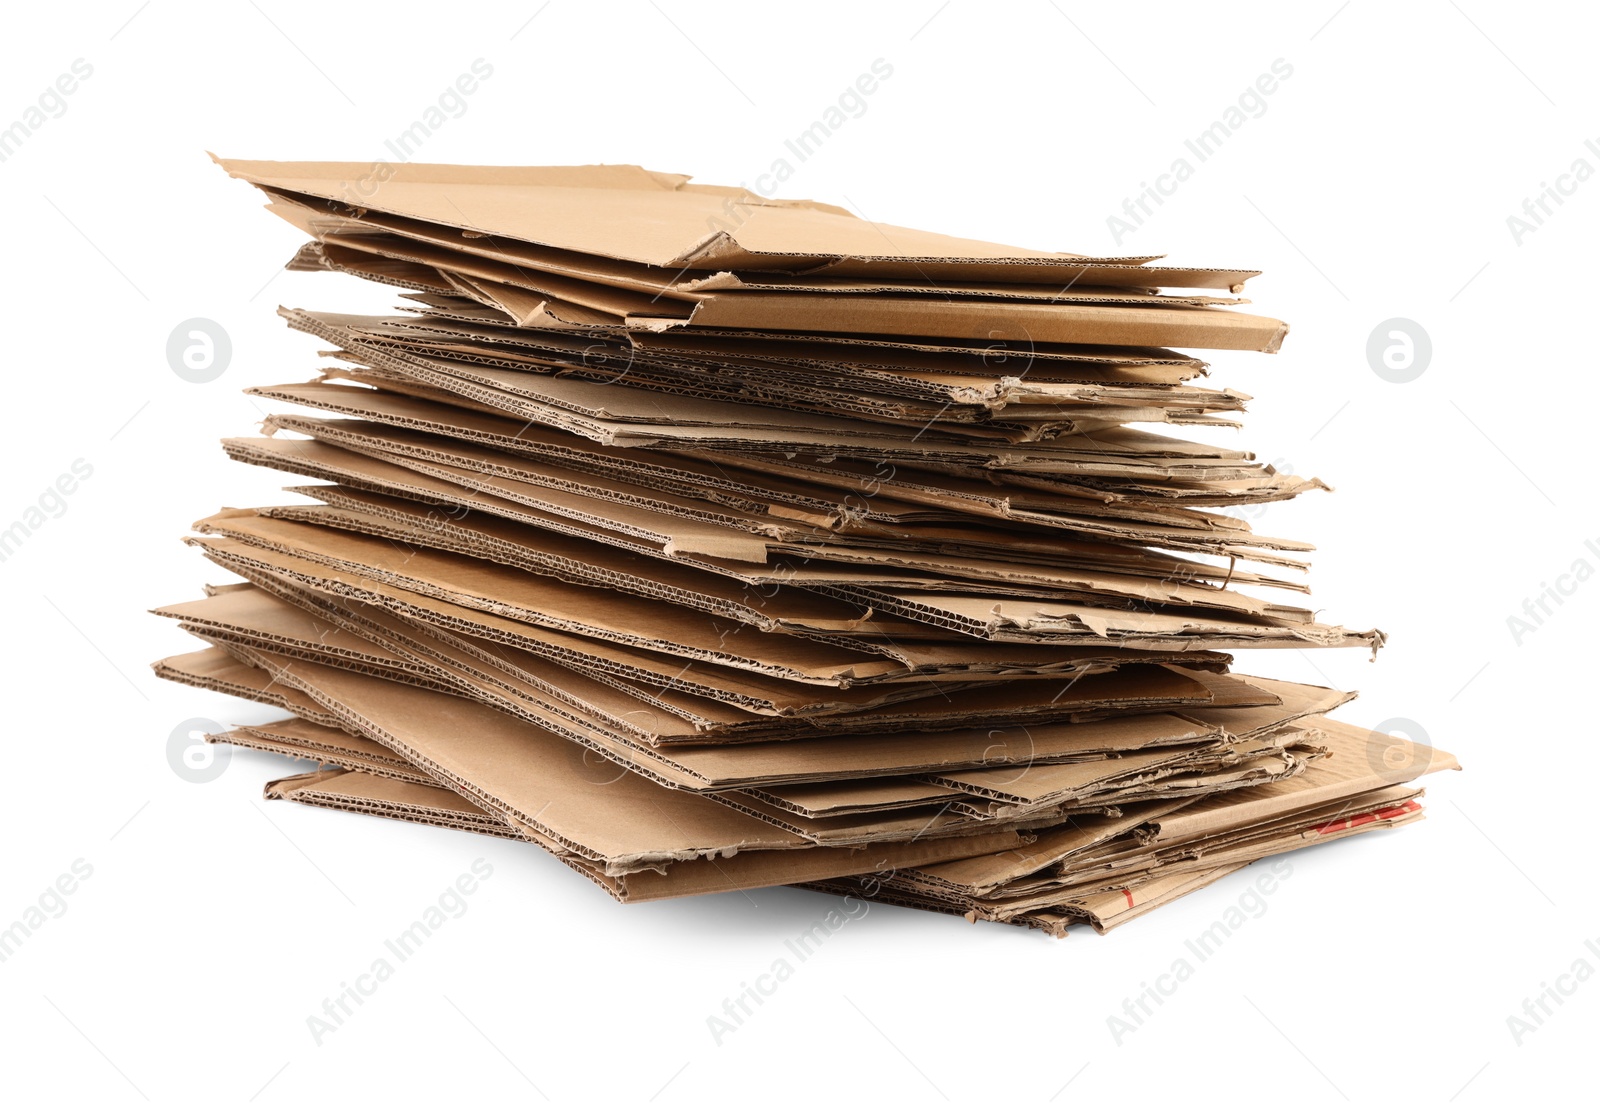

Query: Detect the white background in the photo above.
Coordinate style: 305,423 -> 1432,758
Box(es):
2,1 -> 1594,1099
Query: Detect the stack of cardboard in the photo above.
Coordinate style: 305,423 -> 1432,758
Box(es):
151,158 -> 1456,935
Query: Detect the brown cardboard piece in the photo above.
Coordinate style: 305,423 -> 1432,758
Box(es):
216,156 -> 1259,286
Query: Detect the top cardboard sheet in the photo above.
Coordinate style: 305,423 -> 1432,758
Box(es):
214,156 -> 1262,289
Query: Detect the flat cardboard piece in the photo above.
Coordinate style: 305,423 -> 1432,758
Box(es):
150,646 -> 339,725
216,156 -> 1262,289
